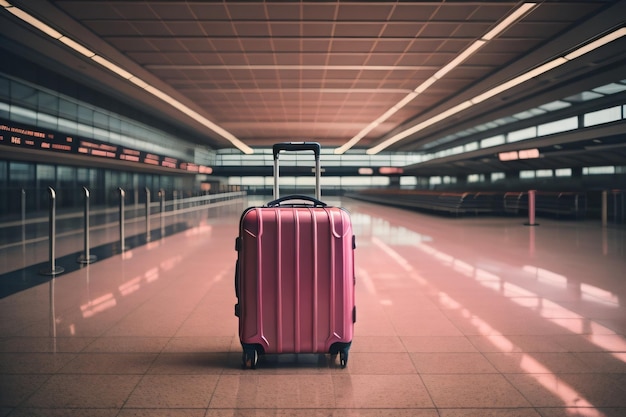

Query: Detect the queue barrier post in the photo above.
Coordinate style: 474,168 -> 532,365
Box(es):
524,190 -> 539,226
145,187 -> 151,242
159,189 -> 165,238
601,190 -> 608,227
21,188 -> 26,248
119,187 -> 126,252
78,187 -> 97,264
40,187 -> 65,276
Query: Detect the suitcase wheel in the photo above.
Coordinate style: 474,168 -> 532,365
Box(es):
329,342 -> 351,368
339,350 -> 348,368
241,344 -> 260,369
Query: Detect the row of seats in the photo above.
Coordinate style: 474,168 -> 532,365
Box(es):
350,189 -> 587,218
503,191 -> 585,218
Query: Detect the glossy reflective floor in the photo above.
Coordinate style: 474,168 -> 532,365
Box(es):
1,197 -> 625,417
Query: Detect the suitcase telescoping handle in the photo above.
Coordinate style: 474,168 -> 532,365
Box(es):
272,142 -> 321,201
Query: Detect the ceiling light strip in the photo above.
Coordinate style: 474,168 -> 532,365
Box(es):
1,1 -> 253,154
91,55 -> 134,80
337,2 -> 537,154
482,3 -> 537,41
58,37 -> 95,58
367,24 -> 626,155
471,58 -> 568,105
335,91 -> 419,154
367,101 -> 473,154
4,4 -> 63,38
433,40 -> 486,80
564,27 -> 626,60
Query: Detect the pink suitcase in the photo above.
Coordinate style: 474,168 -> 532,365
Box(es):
235,142 -> 356,369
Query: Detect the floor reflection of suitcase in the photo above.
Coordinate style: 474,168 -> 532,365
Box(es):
235,142 -> 356,369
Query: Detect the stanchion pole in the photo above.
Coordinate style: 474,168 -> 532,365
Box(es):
49,274 -> 57,348
119,187 -> 126,252
21,188 -> 26,246
40,187 -> 64,276
145,187 -> 151,242
21,189 -> 26,265
159,188 -> 165,239
601,190 -> 608,227
615,190 -> 626,223
524,190 -> 539,226
173,190 -> 178,224
78,187 -> 97,264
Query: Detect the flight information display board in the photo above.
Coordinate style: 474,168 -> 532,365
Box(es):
0,120 -> 212,174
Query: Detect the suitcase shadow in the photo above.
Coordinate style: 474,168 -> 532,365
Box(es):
216,351 -> 345,370
160,351 -> 345,371
254,353 -> 341,370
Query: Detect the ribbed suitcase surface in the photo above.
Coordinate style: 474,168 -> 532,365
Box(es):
236,205 -> 355,364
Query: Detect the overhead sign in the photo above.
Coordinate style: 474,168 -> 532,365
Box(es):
0,120 -> 212,174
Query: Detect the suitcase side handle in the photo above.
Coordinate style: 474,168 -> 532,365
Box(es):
266,194 -> 327,208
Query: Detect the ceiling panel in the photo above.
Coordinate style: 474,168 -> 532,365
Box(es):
1,0 -> 622,177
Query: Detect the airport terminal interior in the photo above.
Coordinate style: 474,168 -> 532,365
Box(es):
1,1 -> 626,416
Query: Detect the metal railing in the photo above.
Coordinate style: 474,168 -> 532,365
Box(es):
0,189 -> 246,276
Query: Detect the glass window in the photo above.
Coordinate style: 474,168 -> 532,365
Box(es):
584,166 -> 615,175
592,83 -> 626,95
37,112 -> 58,130
240,177 -> 266,186
0,160 -> 6,183
77,106 -> 93,126
319,176 -> 340,186
58,98 -> 78,119
0,102 -> 9,119
109,115 -> 121,133
93,110 -> 109,129
536,169 -> 553,177
555,168 -> 571,177
512,108 -> 546,119
92,126 -> 110,141
57,166 -> 75,181
583,106 -> 622,127
371,177 -> 390,186
10,105 -> 37,124
11,81 -> 37,109
9,162 -> 34,182
491,172 -> 505,181
295,176 -> 317,187
481,135 -> 505,148
76,168 -> 89,183
58,117 -> 78,133
38,91 -> 58,114
36,165 -> 56,191
520,170 -> 535,179
77,121 -> 94,137
539,100 -> 571,112
0,76 -> 9,101
508,127 -> 536,142
563,91 -> 602,102
464,142 -> 478,152
537,117 -> 578,136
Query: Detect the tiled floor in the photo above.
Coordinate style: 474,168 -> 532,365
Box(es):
1,197 -> 625,416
